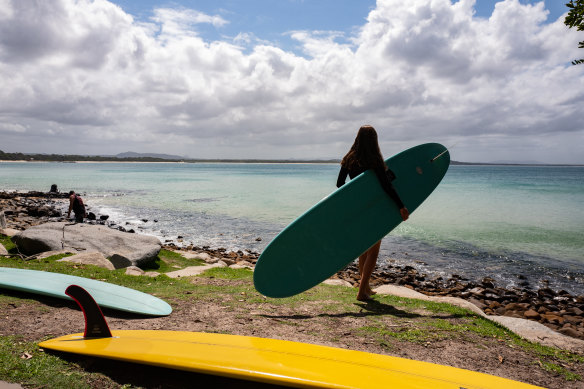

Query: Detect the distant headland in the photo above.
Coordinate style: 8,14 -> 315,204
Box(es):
0,150 -> 582,166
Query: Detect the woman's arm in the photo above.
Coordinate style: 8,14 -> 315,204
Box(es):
336,166 -> 349,188
373,167 -> 409,221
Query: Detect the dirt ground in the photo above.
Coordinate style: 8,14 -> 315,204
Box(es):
2,277 -> 584,389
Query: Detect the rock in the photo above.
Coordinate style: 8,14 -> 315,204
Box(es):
165,262 -> 226,278
108,254 -> 133,269
172,250 -> 220,263
0,243 -> 8,256
323,279 -> 352,287
1,228 -> 21,237
569,307 -> 584,316
234,260 -> 253,269
542,313 -> 564,325
221,257 -> 237,266
469,287 -> 484,296
12,222 -> 161,267
229,264 -> 253,270
559,326 -> 582,338
468,297 -> 487,310
523,309 -> 540,320
125,266 -> 145,276
36,250 -> 75,259
57,251 -> 115,270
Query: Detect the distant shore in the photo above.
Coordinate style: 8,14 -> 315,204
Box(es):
2,158 -> 583,167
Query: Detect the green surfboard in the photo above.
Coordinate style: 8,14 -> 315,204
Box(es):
0,267 -> 172,316
253,143 -> 450,298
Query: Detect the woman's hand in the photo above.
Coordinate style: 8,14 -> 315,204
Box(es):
400,207 -> 409,221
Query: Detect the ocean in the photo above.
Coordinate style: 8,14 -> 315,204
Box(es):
1,161 -> 583,295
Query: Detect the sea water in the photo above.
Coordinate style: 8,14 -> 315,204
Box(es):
1,162 -> 583,295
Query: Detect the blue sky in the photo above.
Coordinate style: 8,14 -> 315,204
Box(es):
110,0 -> 569,54
0,0 -> 582,163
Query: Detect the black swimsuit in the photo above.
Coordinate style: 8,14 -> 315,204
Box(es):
336,165 -> 405,209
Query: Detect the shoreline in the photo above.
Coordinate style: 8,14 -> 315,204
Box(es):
2,159 -> 584,167
1,190 -> 583,342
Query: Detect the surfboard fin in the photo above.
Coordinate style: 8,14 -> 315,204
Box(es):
65,285 -> 112,338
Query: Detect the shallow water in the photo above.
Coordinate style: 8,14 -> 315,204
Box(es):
1,162 -> 583,295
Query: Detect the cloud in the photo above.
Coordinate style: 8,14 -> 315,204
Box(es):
0,0 -> 582,163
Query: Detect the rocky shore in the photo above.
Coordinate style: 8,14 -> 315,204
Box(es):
1,191 -> 583,341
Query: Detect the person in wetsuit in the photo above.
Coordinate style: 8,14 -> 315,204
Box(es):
337,125 -> 409,301
67,190 -> 86,223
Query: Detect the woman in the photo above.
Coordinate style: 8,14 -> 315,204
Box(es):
337,125 -> 409,301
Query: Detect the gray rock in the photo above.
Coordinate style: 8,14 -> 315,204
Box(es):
165,262 -> 226,278
0,228 -> 20,237
108,254 -> 133,269
57,251 -> 115,270
12,222 -> 161,267
0,243 -> 8,256
37,250 -> 76,259
125,266 -> 145,276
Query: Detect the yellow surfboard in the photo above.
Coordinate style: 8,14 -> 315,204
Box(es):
40,330 -> 542,389
38,286 -> 542,389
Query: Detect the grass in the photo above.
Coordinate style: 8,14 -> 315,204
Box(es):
1,233 -> 583,387
0,235 -> 16,252
0,252 -> 197,301
141,249 -> 206,273
0,336 -> 93,388
539,360 -> 582,381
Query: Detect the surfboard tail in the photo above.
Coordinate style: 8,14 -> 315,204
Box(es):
65,285 -> 112,338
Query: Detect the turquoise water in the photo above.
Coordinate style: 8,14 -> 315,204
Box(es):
1,162 -> 583,294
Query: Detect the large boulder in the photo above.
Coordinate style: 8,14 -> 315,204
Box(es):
12,222 -> 161,267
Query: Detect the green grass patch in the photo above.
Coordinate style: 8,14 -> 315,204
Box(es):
141,249 -> 205,273
539,360 -> 582,381
0,255 -> 195,300
0,235 -> 16,252
200,266 -> 253,280
0,335 -> 93,388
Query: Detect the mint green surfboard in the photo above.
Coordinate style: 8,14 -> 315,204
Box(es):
254,143 -> 450,298
0,267 -> 172,316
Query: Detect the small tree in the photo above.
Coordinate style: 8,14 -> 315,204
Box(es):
565,0 -> 584,64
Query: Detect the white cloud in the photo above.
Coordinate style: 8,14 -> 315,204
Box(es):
0,0 -> 582,163
151,7 -> 228,39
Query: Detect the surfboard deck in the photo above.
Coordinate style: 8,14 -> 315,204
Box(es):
254,143 -> 450,298
40,330 -> 542,389
38,286 -> 542,389
0,267 -> 171,316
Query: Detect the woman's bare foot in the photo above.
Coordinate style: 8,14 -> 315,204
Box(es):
365,287 -> 377,296
356,292 -> 372,301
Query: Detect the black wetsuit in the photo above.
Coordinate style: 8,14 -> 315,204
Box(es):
336,165 -> 405,209
72,195 -> 86,223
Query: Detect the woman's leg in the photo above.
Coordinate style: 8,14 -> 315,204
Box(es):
357,240 -> 381,301
358,252 -> 368,276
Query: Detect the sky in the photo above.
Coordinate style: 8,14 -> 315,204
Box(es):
0,0 -> 583,163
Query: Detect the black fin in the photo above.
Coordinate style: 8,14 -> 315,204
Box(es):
65,285 -> 112,338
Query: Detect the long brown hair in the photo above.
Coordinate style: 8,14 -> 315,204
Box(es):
341,125 -> 386,171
